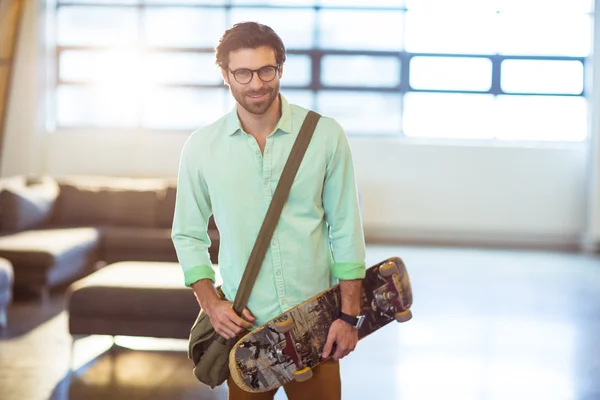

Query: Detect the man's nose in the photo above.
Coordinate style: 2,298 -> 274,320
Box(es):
248,72 -> 264,90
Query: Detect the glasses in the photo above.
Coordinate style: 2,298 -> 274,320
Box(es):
228,65 -> 280,84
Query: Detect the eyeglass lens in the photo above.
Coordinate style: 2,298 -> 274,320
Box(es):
235,66 -> 277,84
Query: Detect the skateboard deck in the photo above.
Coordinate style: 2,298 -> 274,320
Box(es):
228,256 -> 413,393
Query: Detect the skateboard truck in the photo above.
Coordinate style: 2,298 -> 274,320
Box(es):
378,261 -> 413,323
273,317 -> 313,382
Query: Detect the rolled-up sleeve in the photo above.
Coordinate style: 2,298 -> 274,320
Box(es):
171,135 -> 216,286
322,121 -> 367,280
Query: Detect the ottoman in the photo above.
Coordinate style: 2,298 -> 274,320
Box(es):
66,261 -> 207,340
0,257 -> 14,328
0,227 -> 101,299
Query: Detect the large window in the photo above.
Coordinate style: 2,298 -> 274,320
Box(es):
52,0 -> 593,141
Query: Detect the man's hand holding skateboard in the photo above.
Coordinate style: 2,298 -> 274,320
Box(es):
322,278 -> 362,361
322,318 -> 359,361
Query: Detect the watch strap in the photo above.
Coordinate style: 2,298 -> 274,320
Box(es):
338,312 -> 360,327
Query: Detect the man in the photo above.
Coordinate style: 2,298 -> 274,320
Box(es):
171,21 -> 366,400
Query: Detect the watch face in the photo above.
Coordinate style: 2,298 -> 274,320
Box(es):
355,315 -> 365,329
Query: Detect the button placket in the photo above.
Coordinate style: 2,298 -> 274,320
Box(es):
262,135 -> 286,307
247,136 -> 263,172
262,137 -> 273,194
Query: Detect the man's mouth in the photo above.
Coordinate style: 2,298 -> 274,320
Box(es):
248,92 -> 267,100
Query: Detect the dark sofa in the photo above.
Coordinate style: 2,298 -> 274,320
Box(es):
0,175 -> 220,299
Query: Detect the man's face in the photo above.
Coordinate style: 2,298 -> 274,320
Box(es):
223,46 -> 282,116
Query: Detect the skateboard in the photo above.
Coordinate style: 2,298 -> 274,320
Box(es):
228,256 -> 413,393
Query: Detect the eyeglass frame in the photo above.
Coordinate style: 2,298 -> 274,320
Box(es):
227,64 -> 281,85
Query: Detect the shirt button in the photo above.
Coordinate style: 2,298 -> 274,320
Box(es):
275,270 -> 281,276
264,179 -> 268,185
272,239 -> 277,245
255,150 -> 260,155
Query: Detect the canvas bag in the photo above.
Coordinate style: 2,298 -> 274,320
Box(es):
187,110 -> 321,388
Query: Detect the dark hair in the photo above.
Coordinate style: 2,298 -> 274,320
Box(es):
215,22 -> 286,70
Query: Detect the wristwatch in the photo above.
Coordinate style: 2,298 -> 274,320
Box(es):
338,312 -> 365,329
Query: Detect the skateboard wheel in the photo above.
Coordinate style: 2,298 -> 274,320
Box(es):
379,261 -> 397,278
274,317 -> 295,333
292,366 -> 313,382
395,310 -> 412,323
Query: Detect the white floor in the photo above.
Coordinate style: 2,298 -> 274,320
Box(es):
2,244 -> 600,400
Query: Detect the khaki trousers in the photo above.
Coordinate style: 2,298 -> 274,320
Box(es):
227,360 -> 341,400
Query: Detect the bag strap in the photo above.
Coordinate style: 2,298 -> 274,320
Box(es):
232,110 -> 321,315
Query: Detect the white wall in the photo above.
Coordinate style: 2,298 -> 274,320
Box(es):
584,2 -> 600,250
0,2 -> 594,249
0,0 -> 44,177
352,140 -> 587,248
44,129 -> 589,248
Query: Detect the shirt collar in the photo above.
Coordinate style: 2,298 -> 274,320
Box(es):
225,93 -> 292,136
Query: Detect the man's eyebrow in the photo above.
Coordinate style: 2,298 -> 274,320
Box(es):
230,63 -> 277,69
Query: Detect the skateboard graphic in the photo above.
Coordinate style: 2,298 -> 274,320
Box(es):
228,256 -> 413,393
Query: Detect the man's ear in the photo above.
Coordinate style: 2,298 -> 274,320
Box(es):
279,64 -> 284,79
221,68 -> 230,86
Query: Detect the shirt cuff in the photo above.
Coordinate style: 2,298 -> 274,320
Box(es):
331,262 -> 366,280
183,265 -> 216,287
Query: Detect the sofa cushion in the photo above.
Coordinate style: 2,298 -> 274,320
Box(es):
53,184 -> 111,226
156,184 -> 176,229
155,184 -> 218,231
104,227 -> 175,251
101,226 -> 219,264
54,177 -> 166,228
67,261 -> 208,320
102,227 -> 177,263
109,188 -> 159,228
0,176 -> 59,232
0,228 -> 101,287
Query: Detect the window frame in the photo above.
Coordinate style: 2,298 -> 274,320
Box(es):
51,1 -> 591,142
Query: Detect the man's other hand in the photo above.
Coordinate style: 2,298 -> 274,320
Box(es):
205,300 -> 255,339
321,319 -> 359,361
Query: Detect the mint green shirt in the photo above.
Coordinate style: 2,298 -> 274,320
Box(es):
171,94 -> 366,327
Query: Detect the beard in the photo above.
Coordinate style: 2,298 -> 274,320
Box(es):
230,81 -> 280,116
